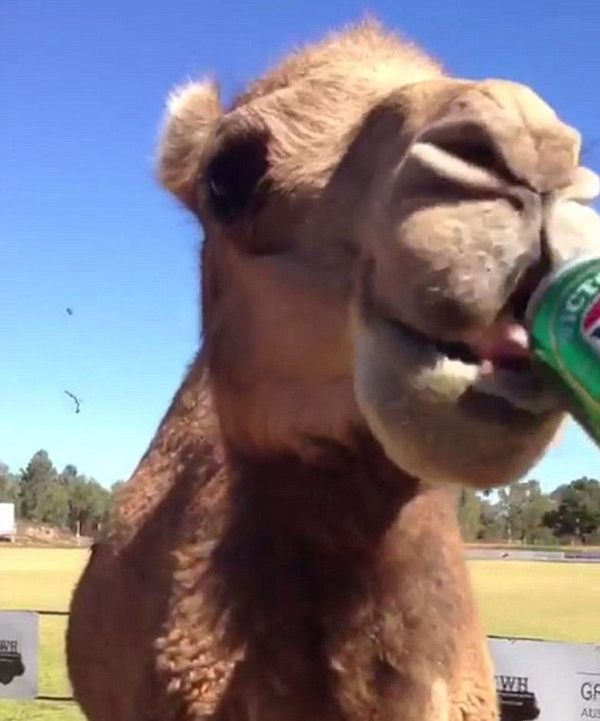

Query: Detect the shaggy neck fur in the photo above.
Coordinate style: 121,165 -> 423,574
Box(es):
210,433 -> 418,646
125,365 -> 472,720
203,423 -> 474,721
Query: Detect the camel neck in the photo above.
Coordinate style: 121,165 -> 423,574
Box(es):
202,437 -> 467,716
225,434 -> 420,568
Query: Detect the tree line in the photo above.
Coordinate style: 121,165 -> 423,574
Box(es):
0,450 -> 124,536
1,449 -> 599,545
458,478 -> 600,546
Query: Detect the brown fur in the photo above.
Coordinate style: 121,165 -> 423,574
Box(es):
66,18 -> 600,721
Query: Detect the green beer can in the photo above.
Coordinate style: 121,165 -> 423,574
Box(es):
526,255 -> 600,444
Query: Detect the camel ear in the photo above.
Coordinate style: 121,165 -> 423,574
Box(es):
158,79 -> 223,208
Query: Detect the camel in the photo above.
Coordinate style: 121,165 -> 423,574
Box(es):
66,19 -> 600,721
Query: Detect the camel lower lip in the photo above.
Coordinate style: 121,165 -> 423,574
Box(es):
385,315 -> 557,414
471,366 -> 558,414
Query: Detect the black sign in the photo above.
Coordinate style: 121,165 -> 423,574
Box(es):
0,640 -> 25,686
496,675 -> 541,721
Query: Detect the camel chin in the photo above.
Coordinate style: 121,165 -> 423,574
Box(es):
353,308 -> 565,489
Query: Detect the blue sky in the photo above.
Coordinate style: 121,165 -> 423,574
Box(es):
2,0 -> 599,489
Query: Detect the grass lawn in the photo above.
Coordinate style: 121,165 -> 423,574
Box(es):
469,560 -> 600,643
0,548 -> 599,721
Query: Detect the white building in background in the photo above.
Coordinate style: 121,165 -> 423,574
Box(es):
0,503 -> 16,543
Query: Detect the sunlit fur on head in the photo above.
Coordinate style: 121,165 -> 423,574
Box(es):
159,20 -> 443,209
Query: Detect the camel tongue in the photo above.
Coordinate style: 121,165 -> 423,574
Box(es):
468,321 -> 531,371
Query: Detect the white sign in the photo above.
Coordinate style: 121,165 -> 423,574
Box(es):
0,503 -> 15,539
490,637 -> 600,720
0,611 -> 38,699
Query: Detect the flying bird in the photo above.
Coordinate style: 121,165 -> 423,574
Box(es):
64,390 -> 82,414
66,307 -> 73,316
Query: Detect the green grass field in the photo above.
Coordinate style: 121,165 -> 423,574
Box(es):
0,548 -> 599,721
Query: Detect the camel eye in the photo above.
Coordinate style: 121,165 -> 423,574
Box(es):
206,134 -> 269,222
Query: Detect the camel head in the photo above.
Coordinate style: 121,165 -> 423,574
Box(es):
158,21 -> 600,489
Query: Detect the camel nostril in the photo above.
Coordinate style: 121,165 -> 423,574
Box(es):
434,139 -> 499,173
